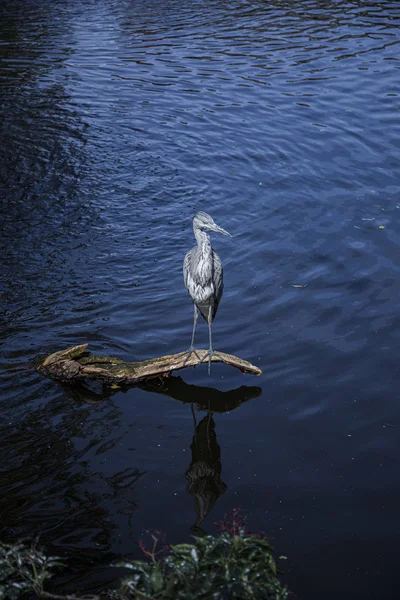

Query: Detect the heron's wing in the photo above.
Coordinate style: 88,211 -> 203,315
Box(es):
183,247 -> 194,290
211,250 -> 224,317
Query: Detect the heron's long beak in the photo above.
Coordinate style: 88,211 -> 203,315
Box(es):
208,223 -> 232,237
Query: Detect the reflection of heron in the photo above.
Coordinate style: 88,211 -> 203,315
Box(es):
183,212 -> 231,374
185,412 -> 226,532
62,379 -> 262,535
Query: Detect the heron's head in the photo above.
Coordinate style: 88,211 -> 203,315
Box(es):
193,211 -> 231,237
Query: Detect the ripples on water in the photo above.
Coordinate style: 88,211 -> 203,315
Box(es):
0,0 -> 399,597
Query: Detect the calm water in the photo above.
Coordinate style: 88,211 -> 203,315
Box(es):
1,0 -> 399,597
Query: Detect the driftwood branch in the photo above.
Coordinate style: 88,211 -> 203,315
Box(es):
37,344 -> 262,386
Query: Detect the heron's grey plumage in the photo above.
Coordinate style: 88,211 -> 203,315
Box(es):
183,211 -> 231,374
183,241 -> 223,322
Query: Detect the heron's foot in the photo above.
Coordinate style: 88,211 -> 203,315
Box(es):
212,350 -> 227,363
199,349 -> 227,375
183,346 -> 202,366
199,350 -> 227,365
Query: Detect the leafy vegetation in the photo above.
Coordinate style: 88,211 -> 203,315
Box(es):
0,540 -> 61,600
0,511 -> 288,600
116,531 -> 287,599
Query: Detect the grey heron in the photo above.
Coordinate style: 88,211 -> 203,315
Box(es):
183,211 -> 231,374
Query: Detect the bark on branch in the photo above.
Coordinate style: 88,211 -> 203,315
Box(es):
37,344 -> 262,385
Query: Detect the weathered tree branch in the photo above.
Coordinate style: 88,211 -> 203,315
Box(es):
37,344 -> 262,385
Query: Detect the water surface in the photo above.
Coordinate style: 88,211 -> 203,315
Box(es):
1,0 -> 399,597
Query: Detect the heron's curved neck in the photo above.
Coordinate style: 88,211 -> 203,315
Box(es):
194,226 -> 211,254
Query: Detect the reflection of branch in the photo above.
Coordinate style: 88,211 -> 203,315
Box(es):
38,344 -> 262,385
186,414 -> 226,529
60,382 -> 109,405
140,376 -> 262,413
61,372 -> 262,414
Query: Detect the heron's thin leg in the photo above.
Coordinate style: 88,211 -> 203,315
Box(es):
183,306 -> 201,365
208,324 -> 212,375
199,306 -> 228,371
190,304 -> 198,349
208,307 -> 213,375
198,306 -> 220,373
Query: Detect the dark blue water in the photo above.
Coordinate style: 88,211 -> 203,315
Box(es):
1,0 -> 399,597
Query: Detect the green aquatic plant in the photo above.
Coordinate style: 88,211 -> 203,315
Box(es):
115,510 -> 288,600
